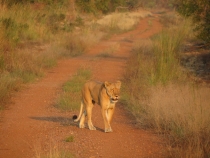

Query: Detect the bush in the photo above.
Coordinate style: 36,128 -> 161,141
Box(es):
176,0 -> 210,44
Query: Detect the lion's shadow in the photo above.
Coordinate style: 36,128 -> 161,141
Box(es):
30,116 -> 77,126
30,116 -> 104,132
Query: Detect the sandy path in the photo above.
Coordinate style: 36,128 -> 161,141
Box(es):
0,15 -> 165,158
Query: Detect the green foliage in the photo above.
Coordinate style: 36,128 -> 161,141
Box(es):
176,0 -> 210,43
151,30 -> 184,84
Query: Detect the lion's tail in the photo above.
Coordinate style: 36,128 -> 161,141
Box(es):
72,101 -> 84,122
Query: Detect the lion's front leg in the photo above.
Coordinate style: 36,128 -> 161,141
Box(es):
101,108 -> 112,133
107,108 -> 115,125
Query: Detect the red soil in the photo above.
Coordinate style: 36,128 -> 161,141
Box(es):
0,15 -> 166,158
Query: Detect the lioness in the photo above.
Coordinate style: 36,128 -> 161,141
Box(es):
73,80 -> 121,133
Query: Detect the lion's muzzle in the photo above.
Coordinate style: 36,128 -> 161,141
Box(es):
111,95 -> 119,103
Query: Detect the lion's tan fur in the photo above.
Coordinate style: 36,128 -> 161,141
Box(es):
73,80 -> 121,132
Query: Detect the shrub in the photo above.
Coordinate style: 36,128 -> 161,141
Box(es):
176,0 -> 210,44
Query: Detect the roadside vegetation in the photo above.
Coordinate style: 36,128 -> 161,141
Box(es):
0,0 -> 144,108
122,10 -> 210,158
0,1 -> 90,107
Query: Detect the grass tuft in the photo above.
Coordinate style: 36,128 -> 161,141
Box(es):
56,68 -> 91,111
65,135 -> 74,142
97,11 -> 152,33
35,146 -> 74,158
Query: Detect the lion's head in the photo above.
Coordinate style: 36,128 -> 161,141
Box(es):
104,81 -> 121,103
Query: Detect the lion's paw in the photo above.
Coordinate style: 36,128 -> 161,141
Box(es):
89,126 -> 96,130
79,124 -> 85,128
105,128 -> 113,133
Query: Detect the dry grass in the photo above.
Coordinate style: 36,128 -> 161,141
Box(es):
149,84 -> 210,158
34,140 -> 74,158
96,10 -> 152,32
123,51 -> 210,157
0,74 -> 21,108
122,13 -> 210,157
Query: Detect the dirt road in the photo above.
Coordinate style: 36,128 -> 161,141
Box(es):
0,14 -> 165,158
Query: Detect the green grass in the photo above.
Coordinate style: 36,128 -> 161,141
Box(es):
65,136 -> 74,142
150,19 -> 192,85
56,68 -> 91,111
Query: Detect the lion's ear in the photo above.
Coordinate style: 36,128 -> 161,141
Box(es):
104,81 -> 111,88
116,80 -> 121,89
